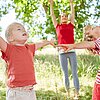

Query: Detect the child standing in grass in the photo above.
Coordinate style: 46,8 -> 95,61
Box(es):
0,22 -> 55,100
57,26 -> 100,100
49,0 -> 79,99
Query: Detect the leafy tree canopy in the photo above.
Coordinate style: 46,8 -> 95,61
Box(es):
0,0 -> 100,41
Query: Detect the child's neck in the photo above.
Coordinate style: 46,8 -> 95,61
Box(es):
10,41 -> 26,46
15,44 -> 25,46
11,42 -> 25,46
61,22 -> 68,24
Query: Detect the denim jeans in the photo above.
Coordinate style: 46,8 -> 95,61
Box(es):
59,52 -> 79,92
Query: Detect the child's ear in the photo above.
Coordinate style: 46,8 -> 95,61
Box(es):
7,35 -> 14,42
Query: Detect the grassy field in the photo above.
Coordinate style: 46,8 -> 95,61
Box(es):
0,47 -> 99,100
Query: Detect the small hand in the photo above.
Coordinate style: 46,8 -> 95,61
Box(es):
49,39 -> 57,48
56,44 -> 73,52
69,0 -> 73,3
56,44 -> 68,48
48,0 -> 54,5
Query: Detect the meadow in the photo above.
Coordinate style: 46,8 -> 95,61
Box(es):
0,47 -> 100,100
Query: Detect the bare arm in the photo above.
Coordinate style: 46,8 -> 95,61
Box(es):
35,39 -> 55,50
57,41 -> 95,52
69,0 -> 74,25
0,36 -> 7,52
72,41 -> 95,49
49,0 -> 58,28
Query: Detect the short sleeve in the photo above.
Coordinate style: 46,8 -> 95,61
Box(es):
1,43 -> 12,62
25,44 -> 35,56
68,22 -> 74,28
30,44 -> 35,56
56,24 -> 60,29
94,38 -> 100,55
95,38 -> 100,50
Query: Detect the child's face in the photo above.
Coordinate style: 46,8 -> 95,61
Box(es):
85,28 -> 92,35
84,27 -> 93,41
9,23 -> 29,43
60,13 -> 68,23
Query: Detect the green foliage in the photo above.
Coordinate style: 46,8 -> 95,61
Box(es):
0,0 -> 100,41
0,27 -> 2,32
0,1 -> 14,18
36,90 -> 66,100
34,53 -> 98,100
0,81 -> 6,100
79,85 -> 92,100
77,54 -> 100,77
14,0 -> 39,25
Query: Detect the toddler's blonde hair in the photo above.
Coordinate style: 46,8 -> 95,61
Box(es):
5,22 -> 22,42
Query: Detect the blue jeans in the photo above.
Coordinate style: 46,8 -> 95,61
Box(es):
59,52 -> 79,92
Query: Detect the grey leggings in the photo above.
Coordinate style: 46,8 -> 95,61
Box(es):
59,52 -> 79,92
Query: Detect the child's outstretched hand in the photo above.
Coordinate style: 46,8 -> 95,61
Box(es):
49,39 -> 57,48
56,44 -> 74,52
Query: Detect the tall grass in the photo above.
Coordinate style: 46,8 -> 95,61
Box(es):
34,53 -> 99,100
77,54 -> 100,77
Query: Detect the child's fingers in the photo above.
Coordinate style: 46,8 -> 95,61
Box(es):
56,44 -> 67,48
50,43 -> 56,48
66,49 -> 70,52
50,39 -> 57,44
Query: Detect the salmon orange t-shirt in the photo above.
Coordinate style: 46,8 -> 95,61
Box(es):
1,43 -> 36,88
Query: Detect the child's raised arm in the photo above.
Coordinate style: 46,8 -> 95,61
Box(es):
0,36 -> 7,52
49,0 -> 58,28
69,0 -> 74,25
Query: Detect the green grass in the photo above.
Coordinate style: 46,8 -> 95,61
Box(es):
0,49 -> 99,100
